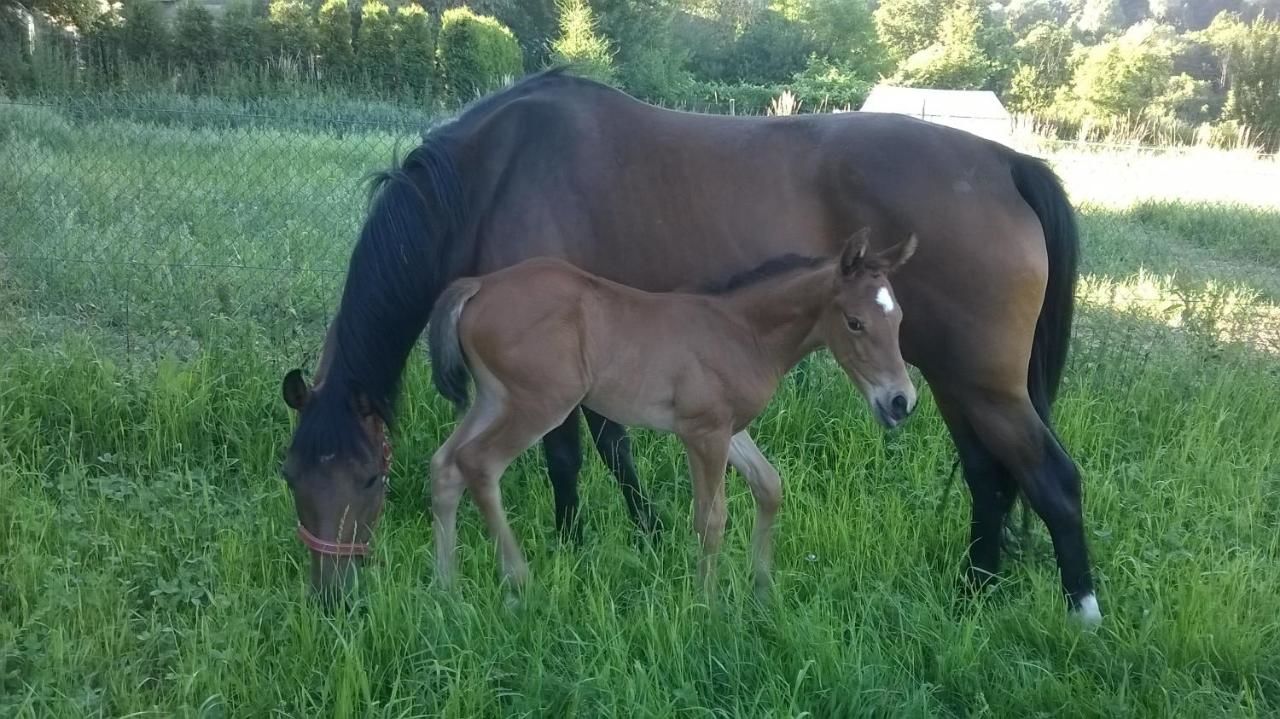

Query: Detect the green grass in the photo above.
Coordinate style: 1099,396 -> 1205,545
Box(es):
2,98 -> 1280,717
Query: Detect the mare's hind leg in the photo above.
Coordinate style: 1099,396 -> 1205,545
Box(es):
541,407 -> 584,543
946,387 -> 1099,625
583,408 -> 661,537
934,390 -> 1017,591
726,431 -> 782,594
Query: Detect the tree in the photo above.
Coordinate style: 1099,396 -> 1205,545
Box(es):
316,0 -> 353,83
436,6 -> 522,99
1209,16 -> 1280,139
395,3 -> 436,96
892,0 -> 993,89
727,7 -> 814,82
591,0 -> 690,99
1065,23 -> 1173,118
873,0 -> 944,62
1076,0 -> 1125,36
266,0 -> 315,63
550,0 -> 614,83
801,0 -> 888,79
356,0 -> 395,91
219,0 -> 263,68
121,0 -> 170,66
173,0 -> 219,70
1006,21 -> 1079,111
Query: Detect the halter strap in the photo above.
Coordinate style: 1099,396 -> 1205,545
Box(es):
297,427 -> 392,557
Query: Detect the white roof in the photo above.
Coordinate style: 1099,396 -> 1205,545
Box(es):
859,85 -> 1011,120
858,85 -> 1012,143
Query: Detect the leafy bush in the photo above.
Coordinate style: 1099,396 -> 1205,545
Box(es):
437,7 -> 522,100
790,58 -> 873,111
394,4 -> 436,98
551,0 -> 614,84
315,0 -> 353,83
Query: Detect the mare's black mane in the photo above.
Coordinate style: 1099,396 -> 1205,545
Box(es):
289,68 -> 589,465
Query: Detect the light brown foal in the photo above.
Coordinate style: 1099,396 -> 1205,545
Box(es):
426,229 -> 918,593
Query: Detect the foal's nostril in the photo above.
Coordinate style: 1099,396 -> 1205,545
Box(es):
891,393 -> 909,417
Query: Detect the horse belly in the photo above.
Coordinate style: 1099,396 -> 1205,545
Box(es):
581,368 -> 679,433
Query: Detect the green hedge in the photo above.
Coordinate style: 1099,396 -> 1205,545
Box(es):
437,7 -> 522,101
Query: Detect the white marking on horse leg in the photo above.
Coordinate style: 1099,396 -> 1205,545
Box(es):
875,286 -> 895,314
1072,593 -> 1102,627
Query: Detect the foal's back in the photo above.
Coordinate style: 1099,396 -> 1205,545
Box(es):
458,258 -> 753,431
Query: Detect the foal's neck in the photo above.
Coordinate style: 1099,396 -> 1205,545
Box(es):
723,264 -> 832,377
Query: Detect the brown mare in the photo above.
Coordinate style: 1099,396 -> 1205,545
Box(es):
424,233 -> 916,592
279,68 -> 1099,625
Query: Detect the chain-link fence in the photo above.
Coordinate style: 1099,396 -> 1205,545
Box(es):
2,93 -> 1278,382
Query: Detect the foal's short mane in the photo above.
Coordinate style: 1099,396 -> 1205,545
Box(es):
702,246 -> 894,295
702,254 -> 827,294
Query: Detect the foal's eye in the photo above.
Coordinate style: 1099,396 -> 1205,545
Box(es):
846,317 -> 865,333
363,474 -> 382,490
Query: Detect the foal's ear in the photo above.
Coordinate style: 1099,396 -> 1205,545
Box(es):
881,233 -> 918,274
282,369 -> 310,411
840,227 -> 871,276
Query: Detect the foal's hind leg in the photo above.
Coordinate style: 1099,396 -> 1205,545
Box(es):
430,393 -> 502,588
455,403 -> 580,588
727,431 -> 782,594
583,408 -> 661,538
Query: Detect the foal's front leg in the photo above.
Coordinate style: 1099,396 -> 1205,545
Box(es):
727,431 -> 782,594
679,431 -> 731,596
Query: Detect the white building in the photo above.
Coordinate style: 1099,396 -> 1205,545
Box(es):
858,85 -> 1013,145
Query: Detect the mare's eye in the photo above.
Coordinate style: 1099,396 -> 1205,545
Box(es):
363,474 -> 382,490
846,316 -> 865,333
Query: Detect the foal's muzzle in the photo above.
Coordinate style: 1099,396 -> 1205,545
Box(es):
875,391 -> 916,429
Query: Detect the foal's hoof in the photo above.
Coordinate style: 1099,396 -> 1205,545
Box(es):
1070,593 -> 1103,629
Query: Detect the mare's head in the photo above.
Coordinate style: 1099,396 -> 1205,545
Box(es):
280,369 -> 390,602
820,228 -> 918,429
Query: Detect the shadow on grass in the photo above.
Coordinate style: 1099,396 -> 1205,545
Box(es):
1079,201 -> 1280,302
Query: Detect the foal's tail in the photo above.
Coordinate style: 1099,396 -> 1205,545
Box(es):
428,279 -> 482,413
1010,152 -> 1080,427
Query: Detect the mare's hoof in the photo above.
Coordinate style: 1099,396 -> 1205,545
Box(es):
1070,593 -> 1103,629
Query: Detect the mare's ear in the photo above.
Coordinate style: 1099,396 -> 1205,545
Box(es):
880,233 -> 918,274
282,369 -> 310,412
840,227 -> 871,276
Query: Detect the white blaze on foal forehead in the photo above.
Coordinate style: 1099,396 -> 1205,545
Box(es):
874,286 -> 895,314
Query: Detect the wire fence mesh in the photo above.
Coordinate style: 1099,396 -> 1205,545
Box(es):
2,93 -> 1278,387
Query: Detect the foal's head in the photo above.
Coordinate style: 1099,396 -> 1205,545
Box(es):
280,370 -> 390,603
821,229 -> 918,429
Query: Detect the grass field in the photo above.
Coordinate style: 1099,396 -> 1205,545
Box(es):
2,98 -> 1279,717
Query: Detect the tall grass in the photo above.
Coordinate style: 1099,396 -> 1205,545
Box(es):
2,99 -> 1279,717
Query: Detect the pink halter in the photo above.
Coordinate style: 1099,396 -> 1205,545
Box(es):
297,431 -> 392,557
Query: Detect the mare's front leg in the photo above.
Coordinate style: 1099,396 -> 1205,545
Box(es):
582,408 -> 661,538
679,430 -> 731,598
541,407 -> 585,544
